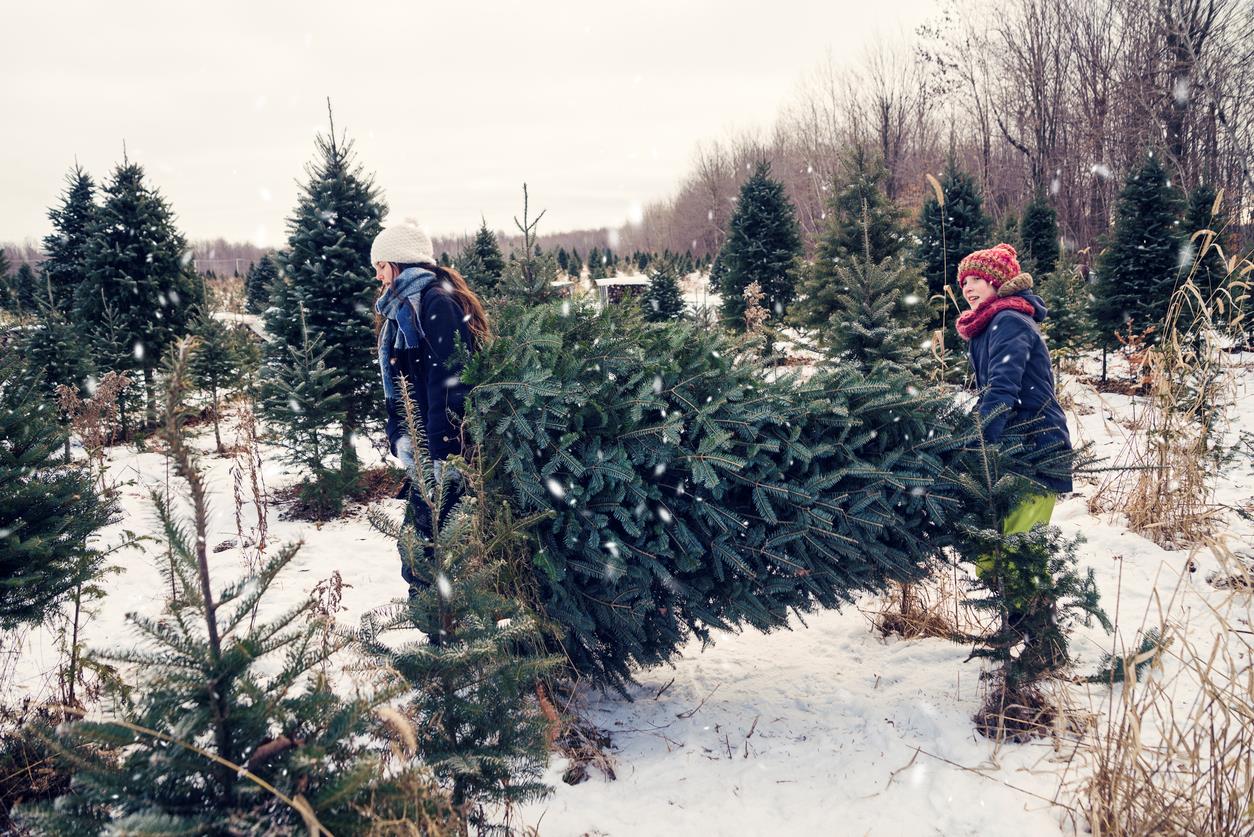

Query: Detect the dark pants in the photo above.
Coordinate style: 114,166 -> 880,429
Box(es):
399,479 -> 465,589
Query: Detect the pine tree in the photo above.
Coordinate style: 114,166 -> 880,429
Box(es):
717,161 -> 803,329
456,220 -> 506,296
587,246 -> 606,281
641,258 -> 686,322
276,105 -> 386,471
359,387 -> 555,828
261,305 -> 349,518
568,247 -> 583,281
19,342 -> 455,833
1181,182 -> 1229,302
790,155 -> 909,338
438,250 -> 452,267
13,264 -> 42,315
1092,152 -> 1185,357
75,156 -> 202,430
1037,261 -> 1096,366
498,185 -> 561,307
819,237 -> 930,372
945,435 -> 1109,740
821,148 -> 907,265
556,246 -> 569,273
243,254 -> 278,314
1018,194 -> 1060,277
189,307 -> 246,454
0,352 -> 112,630
23,293 -> 97,461
42,164 -> 97,316
463,300 -> 972,688
916,161 -> 992,313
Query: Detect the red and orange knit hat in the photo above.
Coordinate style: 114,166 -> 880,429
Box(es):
957,243 -> 1023,290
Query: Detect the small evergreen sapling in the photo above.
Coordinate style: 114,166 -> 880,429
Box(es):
1037,260 -> 1096,368
1018,193 -> 1060,278
641,258 -> 685,322
19,341 -> 455,834
359,379 -> 556,830
499,185 -> 562,307
243,254 -> 278,314
946,420 -> 1109,740
260,304 -> 351,518
189,307 -> 247,454
0,353 -> 113,631
457,220 -> 507,297
717,161 -> 803,328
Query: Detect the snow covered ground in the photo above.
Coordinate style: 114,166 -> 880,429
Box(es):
7,348 -> 1254,836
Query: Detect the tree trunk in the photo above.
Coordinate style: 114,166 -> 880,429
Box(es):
212,384 -> 223,454
144,366 -> 157,428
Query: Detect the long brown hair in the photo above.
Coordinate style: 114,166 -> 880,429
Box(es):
375,262 -> 492,346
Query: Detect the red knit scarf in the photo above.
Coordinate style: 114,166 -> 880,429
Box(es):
956,295 -> 1037,341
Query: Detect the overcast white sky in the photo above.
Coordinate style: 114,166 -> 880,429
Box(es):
2,0 -> 937,246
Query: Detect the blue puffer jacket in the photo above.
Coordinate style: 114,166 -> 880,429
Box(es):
382,277 -> 476,463
967,290 -> 1073,493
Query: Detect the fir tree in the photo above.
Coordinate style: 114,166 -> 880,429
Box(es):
498,185 -> 561,307
463,300 -> 972,688
1181,182 -> 1229,302
587,246 -> 606,281
567,247 -> 583,280
189,307 -> 246,454
359,387 -> 555,829
945,434 -> 1109,740
1092,152 -> 1185,358
0,353 -> 112,630
916,161 -> 992,315
1018,193 -> 1060,277
556,246 -> 569,273
75,156 -> 202,430
261,305 -> 350,518
1037,261 -> 1096,366
13,264 -> 42,315
717,161 -> 803,328
456,220 -> 507,296
19,342 -> 454,833
819,243 -> 929,372
275,105 -> 386,471
821,148 -> 906,265
438,250 -> 452,267
23,295 -> 97,461
42,164 -> 97,316
243,254 -> 278,314
641,258 -> 686,322
791,161 -> 909,340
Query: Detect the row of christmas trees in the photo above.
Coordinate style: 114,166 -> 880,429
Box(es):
704,148 -> 1242,377
4,108 -> 1219,827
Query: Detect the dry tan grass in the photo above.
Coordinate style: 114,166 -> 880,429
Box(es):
872,570 -> 971,640
1088,248 -> 1249,549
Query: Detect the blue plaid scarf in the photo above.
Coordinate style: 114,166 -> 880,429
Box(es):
375,267 -> 438,400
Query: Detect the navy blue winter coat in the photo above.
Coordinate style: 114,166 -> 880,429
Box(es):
967,291 -> 1073,493
383,283 -> 476,463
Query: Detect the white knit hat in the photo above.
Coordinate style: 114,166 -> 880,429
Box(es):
370,218 -> 434,266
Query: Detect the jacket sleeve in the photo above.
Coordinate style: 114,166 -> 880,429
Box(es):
384,346 -> 419,456
421,292 -> 474,461
978,314 -> 1035,443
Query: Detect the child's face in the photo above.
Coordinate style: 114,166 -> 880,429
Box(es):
962,277 -> 995,309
